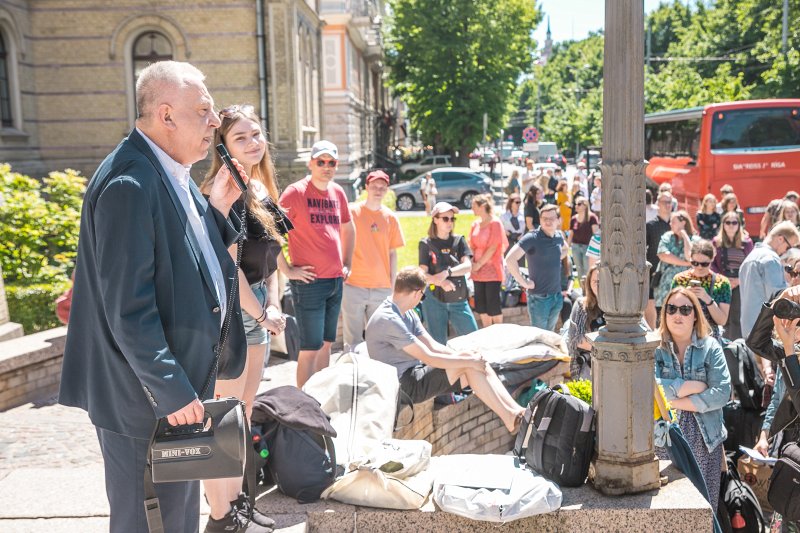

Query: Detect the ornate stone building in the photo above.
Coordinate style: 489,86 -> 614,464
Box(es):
320,0 -> 389,192
0,0 -> 374,189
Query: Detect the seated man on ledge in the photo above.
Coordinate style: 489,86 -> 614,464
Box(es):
365,266 -> 525,433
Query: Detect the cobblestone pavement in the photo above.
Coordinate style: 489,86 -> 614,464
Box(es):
0,396 -> 100,481
0,356 -> 296,483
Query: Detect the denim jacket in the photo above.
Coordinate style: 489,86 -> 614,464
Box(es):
654,334 -> 732,452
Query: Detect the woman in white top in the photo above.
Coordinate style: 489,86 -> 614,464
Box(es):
500,193 -> 525,251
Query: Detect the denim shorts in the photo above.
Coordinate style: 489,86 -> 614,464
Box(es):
241,281 -> 268,346
291,277 -> 343,351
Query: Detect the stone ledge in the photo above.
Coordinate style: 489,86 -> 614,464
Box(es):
0,327 -> 67,374
0,321 -> 23,342
255,461 -> 712,533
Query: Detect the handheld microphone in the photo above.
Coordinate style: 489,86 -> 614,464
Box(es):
216,144 -> 248,193
773,298 -> 800,320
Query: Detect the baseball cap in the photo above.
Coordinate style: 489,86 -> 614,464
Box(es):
310,140 -> 338,160
366,170 -> 390,185
431,202 -> 460,217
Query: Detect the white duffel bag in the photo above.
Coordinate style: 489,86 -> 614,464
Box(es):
302,351 -> 399,466
432,454 -> 562,523
321,439 -> 433,510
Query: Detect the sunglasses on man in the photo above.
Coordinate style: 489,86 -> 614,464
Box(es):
314,159 -> 337,168
666,304 -> 694,317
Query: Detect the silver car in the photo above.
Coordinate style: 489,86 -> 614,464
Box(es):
390,167 -> 493,211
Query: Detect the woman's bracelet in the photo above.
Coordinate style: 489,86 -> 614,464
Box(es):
255,308 -> 268,324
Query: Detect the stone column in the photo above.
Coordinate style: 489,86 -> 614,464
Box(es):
589,0 -> 661,495
0,263 -> 24,341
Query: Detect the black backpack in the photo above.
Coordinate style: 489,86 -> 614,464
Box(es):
722,401 -> 764,452
723,339 -> 764,411
718,458 -> 767,533
513,383 -> 596,487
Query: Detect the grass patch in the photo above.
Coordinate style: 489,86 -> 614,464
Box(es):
396,214 -> 475,268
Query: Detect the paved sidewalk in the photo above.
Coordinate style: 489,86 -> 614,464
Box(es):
0,356 -> 302,533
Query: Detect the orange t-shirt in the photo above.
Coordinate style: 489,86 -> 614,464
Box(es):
279,176 -> 351,279
469,218 -> 507,282
347,203 -> 405,288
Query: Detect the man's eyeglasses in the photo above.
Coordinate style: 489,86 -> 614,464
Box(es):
723,220 -> 739,226
436,216 -> 456,223
219,104 -> 255,118
666,304 -> 694,317
315,159 -> 337,168
690,260 -> 711,267
418,289 -> 426,301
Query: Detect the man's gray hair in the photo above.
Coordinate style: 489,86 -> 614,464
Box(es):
135,61 -> 206,119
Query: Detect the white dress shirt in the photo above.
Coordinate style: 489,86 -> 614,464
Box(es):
137,128 -> 227,320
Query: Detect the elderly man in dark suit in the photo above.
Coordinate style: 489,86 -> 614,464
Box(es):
59,61 -> 266,533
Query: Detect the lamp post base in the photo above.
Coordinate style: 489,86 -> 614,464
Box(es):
590,454 -> 662,496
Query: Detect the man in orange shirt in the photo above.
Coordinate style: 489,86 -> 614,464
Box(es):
342,170 -> 405,349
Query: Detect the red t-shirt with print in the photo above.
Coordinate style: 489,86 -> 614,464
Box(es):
279,176 -> 351,279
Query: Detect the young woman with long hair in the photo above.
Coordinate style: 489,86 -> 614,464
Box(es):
565,264 -> 602,379
199,104 -> 310,531
711,210 -> 754,340
523,184 -> 544,231
695,193 -> 720,240
567,196 -> 599,282
469,194 -> 508,327
655,287 -> 731,513
654,210 -> 697,309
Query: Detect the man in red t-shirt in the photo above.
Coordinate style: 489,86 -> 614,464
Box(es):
279,140 -> 355,387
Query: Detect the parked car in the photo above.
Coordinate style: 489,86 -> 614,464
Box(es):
545,153 -> 568,169
577,149 -> 601,170
479,148 -> 496,165
511,149 -> 529,166
390,167 -> 493,211
398,154 -> 451,179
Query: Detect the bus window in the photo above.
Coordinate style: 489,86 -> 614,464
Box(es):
711,107 -> 800,151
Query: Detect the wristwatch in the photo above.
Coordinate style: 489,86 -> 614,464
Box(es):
447,267 -> 452,277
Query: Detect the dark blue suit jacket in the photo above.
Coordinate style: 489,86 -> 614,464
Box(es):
59,129 -> 247,439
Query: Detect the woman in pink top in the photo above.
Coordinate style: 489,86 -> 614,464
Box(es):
470,194 -> 508,327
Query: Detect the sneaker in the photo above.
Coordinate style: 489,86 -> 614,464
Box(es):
204,510 -> 272,533
231,493 -> 275,529
238,507 -> 275,529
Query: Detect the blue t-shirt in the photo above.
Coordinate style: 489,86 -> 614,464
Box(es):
365,298 -> 426,377
518,228 -> 564,296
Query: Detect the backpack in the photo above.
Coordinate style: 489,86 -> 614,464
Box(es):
767,441 -> 800,522
252,387 -> 338,503
722,401 -> 764,452
501,272 -> 522,308
513,383 -> 596,487
719,458 -> 767,533
723,339 -> 764,411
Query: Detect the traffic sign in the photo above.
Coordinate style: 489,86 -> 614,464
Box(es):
522,126 -> 539,143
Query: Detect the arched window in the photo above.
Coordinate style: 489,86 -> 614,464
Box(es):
132,31 -> 173,80
0,32 -> 13,127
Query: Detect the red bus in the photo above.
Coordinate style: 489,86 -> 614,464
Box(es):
645,99 -> 800,236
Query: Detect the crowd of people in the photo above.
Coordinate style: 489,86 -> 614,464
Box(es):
57,59 -> 800,533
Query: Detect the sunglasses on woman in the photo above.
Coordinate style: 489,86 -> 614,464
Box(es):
723,220 -> 739,226
785,265 -> 800,278
666,304 -> 694,316
690,260 -> 711,267
436,216 -> 456,223
315,159 -> 337,168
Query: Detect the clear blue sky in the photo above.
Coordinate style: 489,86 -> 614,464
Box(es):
532,0 -> 666,48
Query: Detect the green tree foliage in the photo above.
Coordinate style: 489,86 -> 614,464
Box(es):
514,0 -> 799,152
385,0 -> 540,162
0,164 -> 86,285
519,33 -> 604,154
